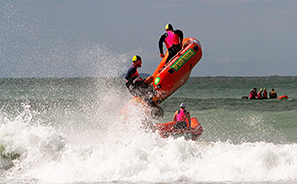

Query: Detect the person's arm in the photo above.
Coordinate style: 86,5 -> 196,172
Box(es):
144,76 -> 154,85
158,33 -> 167,54
186,111 -> 191,128
125,66 -> 137,81
176,29 -> 184,44
173,111 -> 178,121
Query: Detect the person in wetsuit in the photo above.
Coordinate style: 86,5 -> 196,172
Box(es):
158,23 -> 184,64
269,89 -> 278,99
249,88 -> 257,99
125,55 -> 155,106
172,103 -> 191,129
257,89 -> 263,99
262,88 -> 268,99
125,55 -> 146,96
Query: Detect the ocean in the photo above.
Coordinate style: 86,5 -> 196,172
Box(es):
0,76 -> 297,184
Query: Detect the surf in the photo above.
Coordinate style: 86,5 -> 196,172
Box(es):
0,77 -> 297,183
2,113 -> 297,183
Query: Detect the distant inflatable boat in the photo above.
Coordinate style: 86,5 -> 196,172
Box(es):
154,117 -> 203,141
241,95 -> 288,100
278,95 -> 288,99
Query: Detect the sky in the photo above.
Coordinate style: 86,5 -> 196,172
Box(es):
1,0 -> 297,78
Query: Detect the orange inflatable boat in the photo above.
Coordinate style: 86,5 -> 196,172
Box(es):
278,95 -> 288,99
154,117 -> 203,141
151,37 -> 202,104
120,37 -> 202,122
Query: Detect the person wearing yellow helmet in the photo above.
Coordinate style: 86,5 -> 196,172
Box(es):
158,23 -> 184,64
262,88 -> 268,99
257,88 -> 263,99
125,55 -> 155,104
125,55 -> 143,93
249,88 -> 257,99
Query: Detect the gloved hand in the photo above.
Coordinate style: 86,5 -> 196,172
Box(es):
145,76 -> 154,85
159,54 -> 165,58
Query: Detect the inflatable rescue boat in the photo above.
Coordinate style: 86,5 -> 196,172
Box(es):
151,37 -> 202,104
120,37 -> 202,122
154,117 -> 203,141
278,95 -> 288,99
241,95 -> 288,100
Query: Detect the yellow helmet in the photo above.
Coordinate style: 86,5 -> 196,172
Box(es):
165,23 -> 173,30
132,55 -> 141,62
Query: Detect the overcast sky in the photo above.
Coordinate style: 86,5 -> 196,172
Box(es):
1,0 -> 297,78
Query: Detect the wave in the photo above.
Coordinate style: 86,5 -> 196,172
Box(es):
1,106 -> 297,183
0,77 -> 297,183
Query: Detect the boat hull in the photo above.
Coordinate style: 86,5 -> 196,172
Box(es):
152,37 -> 202,104
154,117 -> 203,141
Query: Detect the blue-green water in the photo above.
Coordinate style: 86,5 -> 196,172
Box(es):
0,76 -> 297,183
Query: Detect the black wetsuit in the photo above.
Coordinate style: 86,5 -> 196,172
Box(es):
125,65 -> 156,106
269,91 -> 277,98
125,65 -> 138,82
125,65 -> 146,97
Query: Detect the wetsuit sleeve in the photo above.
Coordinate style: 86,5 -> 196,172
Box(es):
186,111 -> 191,127
176,29 -> 184,44
158,33 -> 167,54
173,111 -> 178,121
125,66 -> 137,81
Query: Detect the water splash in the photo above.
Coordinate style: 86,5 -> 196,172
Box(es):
0,104 -> 66,176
